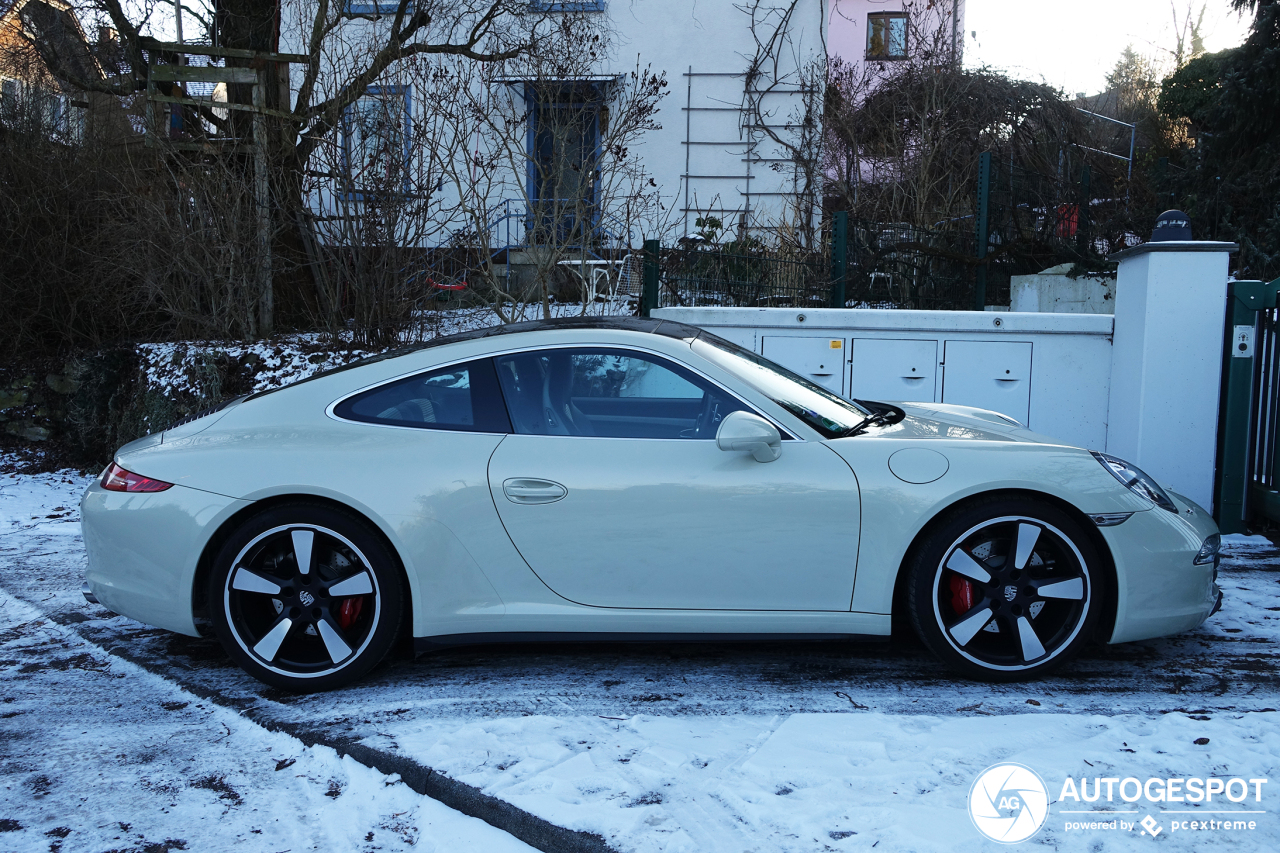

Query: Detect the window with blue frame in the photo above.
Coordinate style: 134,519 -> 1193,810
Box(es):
526,81 -> 603,244
342,86 -> 410,195
529,2 -> 606,11
343,0 -> 404,17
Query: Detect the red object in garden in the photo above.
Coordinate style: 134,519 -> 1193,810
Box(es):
1056,204 -> 1079,238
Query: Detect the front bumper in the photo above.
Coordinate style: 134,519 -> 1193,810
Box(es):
80,480 -> 251,637
1102,492 -> 1222,644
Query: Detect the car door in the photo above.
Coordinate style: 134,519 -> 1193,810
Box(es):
486,346 -> 862,611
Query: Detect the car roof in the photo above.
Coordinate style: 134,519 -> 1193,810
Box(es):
426,315 -> 703,347
248,316 -> 708,400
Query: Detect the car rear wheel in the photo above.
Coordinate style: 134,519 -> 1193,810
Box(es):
208,503 -> 404,691
907,498 -> 1101,681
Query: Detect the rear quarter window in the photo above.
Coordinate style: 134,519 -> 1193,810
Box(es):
333,358 -> 511,433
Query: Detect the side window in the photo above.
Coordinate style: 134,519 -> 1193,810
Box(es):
493,348 -> 750,439
334,358 -> 511,433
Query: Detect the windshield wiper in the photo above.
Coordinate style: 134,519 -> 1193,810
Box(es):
841,400 -> 907,437
841,412 -> 891,437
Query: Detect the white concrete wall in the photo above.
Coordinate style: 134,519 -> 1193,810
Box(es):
1010,265 -> 1116,314
653,306 -> 1114,451
1105,243 -> 1234,511
658,241 -> 1238,512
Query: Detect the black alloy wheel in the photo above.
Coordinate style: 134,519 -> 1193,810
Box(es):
209,503 -> 404,691
908,498 -> 1101,681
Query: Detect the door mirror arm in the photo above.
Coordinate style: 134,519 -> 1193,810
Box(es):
715,411 -> 782,462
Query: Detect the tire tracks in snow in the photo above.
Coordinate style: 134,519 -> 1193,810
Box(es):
0,588 -> 547,853
0,583 -> 619,853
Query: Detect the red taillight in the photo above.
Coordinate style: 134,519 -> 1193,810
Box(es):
101,462 -> 173,493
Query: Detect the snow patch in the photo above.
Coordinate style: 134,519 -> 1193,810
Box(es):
1222,533 -> 1275,548
134,302 -> 632,400
0,585 -> 535,853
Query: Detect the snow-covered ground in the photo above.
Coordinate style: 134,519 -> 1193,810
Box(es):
2,460 -> 1279,852
0,466 -> 536,853
397,710 -> 1279,850
0,589 -> 534,853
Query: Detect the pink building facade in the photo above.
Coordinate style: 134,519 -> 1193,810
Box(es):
828,0 -> 966,70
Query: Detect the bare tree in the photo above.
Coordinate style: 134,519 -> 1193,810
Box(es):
1165,1 -> 1209,68
0,115 -> 279,355
817,11 -> 1159,308
822,11 -> 1086,231
12,0 -> 564,336
424,14 -> 669,322
735,0 -> 826,251
286,10 -> 669,343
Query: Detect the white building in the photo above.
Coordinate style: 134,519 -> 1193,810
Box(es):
277,1 -> 830,254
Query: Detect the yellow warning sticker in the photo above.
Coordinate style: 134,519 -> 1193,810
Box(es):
830,340 -> 843,349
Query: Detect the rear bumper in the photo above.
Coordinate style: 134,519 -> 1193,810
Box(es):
1102,493 -> 1221,644
80,481 -> 251,636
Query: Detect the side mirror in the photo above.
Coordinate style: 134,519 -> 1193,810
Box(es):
716,411 -> 782,462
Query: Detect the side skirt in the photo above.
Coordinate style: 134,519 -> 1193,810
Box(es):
414,631 -> 891,654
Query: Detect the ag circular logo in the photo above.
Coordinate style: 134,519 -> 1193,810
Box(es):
968,762 -> 1050,844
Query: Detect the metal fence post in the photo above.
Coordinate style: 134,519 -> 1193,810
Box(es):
830,211 -> 848,308
1076,164 -> 1092,256
641,239 -> 660,317
973,151 -> 991,311
1215,280 -> 1269,532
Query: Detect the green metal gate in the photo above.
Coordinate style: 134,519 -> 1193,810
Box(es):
1215,278 -> 1280,532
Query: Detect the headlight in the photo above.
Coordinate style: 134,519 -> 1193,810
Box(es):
1091,451 -> 1178,513
1194,534 -> 1221,566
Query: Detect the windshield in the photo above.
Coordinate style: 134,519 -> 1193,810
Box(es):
693,334 -> 870,438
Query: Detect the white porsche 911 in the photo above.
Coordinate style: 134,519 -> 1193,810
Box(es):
81,318 -> 1222,691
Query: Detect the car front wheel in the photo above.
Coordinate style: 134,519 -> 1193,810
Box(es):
208,503 -> 404,691
907,498 -> 1102,681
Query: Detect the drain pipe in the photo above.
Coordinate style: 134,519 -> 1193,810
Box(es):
952,0 -> 960,63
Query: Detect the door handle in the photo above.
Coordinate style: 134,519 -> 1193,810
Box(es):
503,478 -> 568,504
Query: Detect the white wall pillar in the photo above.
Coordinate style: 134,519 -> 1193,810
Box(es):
1105,241 -> 1237,511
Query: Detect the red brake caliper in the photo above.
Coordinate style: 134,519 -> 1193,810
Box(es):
336,597 -> 364,630
949,574 -> 974,614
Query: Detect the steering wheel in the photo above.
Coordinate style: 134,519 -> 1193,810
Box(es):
693,391 -> 719,439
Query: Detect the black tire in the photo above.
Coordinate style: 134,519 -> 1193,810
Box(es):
208,503 -> 404,692
907,497 -> 1102,681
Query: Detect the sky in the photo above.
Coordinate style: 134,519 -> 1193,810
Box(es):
964,0 -> 1253,96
